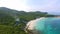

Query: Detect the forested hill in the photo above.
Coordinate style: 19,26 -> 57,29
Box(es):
0,7 -> 55,17
0,7 -> 56,23
0,7 -> 57,34
0,7 -> 56,22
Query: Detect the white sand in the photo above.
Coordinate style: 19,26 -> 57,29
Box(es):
26,17 -> 45,30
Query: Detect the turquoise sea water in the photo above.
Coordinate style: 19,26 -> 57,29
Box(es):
35,17 -> 60,34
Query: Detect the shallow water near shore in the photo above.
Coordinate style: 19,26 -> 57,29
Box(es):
35,17 -> 60,34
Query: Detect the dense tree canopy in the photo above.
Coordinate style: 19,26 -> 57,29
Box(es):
0,7 -> 56,34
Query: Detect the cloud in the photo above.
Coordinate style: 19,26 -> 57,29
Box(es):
0,0 -> 30,11
26,0 -> 60,12
0,0 -> 60,13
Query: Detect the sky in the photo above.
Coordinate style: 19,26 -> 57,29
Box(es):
0,0 -> 60,15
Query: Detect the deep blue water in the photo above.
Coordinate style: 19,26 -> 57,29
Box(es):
35,17 -> 60,34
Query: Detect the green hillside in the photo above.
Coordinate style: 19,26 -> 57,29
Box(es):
0,7 -> 56,34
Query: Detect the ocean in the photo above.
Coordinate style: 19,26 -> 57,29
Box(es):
35,17 -> 60,34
